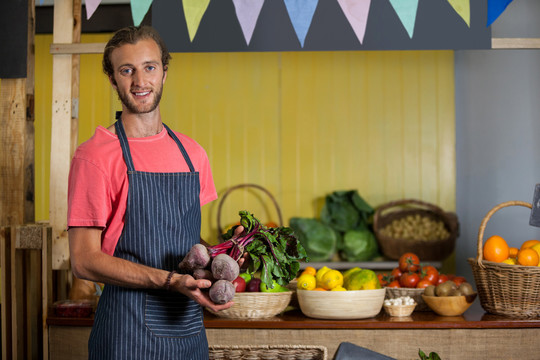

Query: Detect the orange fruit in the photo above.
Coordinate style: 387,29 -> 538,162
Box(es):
520,240 -> 540,250
508,247 -> 519,258
531,243 -> 540,266
312,287 -> 326,291
483,235 -> 509,262
517,248 -> 540,266
301,266 -> 317,276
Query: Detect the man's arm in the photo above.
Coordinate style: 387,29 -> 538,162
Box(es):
68,227 -> 234,312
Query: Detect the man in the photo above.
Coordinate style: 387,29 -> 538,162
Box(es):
68,26 -> 237,359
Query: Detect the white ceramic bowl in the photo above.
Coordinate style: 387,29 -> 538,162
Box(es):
297,288 -> 386,320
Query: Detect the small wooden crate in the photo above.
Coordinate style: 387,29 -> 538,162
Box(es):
209,345 -> 328,360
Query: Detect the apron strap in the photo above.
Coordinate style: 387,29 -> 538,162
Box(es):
114,113 -> 196,173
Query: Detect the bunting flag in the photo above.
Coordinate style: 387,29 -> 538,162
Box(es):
337,0 -> 372,44
388,0 -> 419,39
232,0 -> 265,45
487,0 -> 514,26
131,0 -> 153,26
85,0 -> 102,20
183,0 -> 211,42
283,0 -> 319,47
447,0 -> 470,27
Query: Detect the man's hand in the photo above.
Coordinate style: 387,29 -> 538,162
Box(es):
170,273 -> 234,312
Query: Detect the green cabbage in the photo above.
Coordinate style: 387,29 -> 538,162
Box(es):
340,229 -> 379,261
289,218 -> 338,262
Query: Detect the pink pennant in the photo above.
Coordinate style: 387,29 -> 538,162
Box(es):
232,0 -> 265,45
85,0 -> 102,20
337,0 -> 372,44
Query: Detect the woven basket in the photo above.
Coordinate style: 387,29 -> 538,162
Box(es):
468,200 -> 540,318
209,345 -> 328,360
208,291 -> 293,319
373,199 -> 459,261
385,287 -> 429,311
217,183 -> 283,241
383,304 -> 416,317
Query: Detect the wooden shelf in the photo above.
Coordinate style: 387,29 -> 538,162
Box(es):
492,37 -> 540,49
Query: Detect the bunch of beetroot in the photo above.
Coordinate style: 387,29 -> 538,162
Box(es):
178,244 -> 240,305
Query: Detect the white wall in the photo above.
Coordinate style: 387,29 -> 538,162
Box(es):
455,0 -> 540,283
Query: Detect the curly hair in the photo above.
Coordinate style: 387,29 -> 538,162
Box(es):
102,26 -> 172,78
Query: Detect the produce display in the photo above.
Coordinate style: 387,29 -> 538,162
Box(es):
483,236 -> 540,266
377,252 -> 467,289
296,265 -> 381,291
379,214 -> 450,242
179,211 -> 307,304
290,190 -> 379,262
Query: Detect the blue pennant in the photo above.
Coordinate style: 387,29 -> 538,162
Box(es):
487,0 -> 514,26
283,0 -> 319,47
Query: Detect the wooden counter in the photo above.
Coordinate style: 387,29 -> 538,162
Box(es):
48,301 -> 540,359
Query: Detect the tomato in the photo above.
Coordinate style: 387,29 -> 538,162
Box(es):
387,280 -> 401,288
416,279 -> 433,289
437,274 -> 449,285
391,267 -> 403,281
377,273 -> 390,287
399,253 -> 420,273
421,265 -> 439,285
452,276 -> 467,286
400,272 -> 420,288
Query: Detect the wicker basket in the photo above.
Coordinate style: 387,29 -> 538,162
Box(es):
385,287 -> 429,311
373,199 -> 459,261
209,345 -> 328,360
208,291 -> 293,319
217,183 -> 283,241
383,304 -> 416,317
468,200 -> 540,318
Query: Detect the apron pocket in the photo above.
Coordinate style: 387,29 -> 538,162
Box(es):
145,291 -> 203,338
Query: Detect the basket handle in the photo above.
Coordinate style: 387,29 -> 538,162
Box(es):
373,199 -> 449,230
476,200 -> 532,267
216,183 -> 283,241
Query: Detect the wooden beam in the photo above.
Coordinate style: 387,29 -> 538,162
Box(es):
0,79 -> 27,226
492,37 -> 540,49
50,42 -> 106,55
50,0 -> 74,270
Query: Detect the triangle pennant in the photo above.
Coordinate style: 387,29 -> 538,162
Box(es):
131,0 -> 153,27
487,0 -> 514,26
85,0 -> 102,20
447,0 -> 470,27
283,0 -> 319,47
232,0 -> 265,45
337,0 -> 372,44
183,0 -> 211,42
388,0 -> 419,39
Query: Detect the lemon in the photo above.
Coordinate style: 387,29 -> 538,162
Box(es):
297,273 -> 316,290
330,286 -> 347,291
502,258 -> 517,265
320,269 -> 344,290
315,266 -> 331,287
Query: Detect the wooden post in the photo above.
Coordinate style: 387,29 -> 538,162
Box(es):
50,0 -> 74,270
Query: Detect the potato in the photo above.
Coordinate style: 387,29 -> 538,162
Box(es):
211,254 -> 240,282
209,280 -> 235,304
178,244 -> 210,273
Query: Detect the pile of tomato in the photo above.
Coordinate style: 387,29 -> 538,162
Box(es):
377,252 -> 466,289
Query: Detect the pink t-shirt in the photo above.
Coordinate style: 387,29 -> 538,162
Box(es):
67,125 -> 217,256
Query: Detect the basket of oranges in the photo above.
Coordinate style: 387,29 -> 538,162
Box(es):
468,200 -> 540,318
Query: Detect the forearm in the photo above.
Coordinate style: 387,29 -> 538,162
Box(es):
69,227 -> 169,290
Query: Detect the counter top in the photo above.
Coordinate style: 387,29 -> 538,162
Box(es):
47,301 -> 540,329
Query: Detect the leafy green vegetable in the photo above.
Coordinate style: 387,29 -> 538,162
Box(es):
320,190 -> 374,232
288,218 -> 338,262
340,229 -> 379,261
219,211 -> 308,288
419,349 -> 441,360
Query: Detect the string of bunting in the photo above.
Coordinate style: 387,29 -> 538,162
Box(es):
43,0 -> 515,47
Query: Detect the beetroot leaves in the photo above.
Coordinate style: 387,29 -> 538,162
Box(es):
209,211 -> 309,289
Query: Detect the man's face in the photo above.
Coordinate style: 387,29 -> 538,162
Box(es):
109,38 -> 167,115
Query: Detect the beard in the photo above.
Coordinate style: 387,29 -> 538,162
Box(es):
116,83 -> 163,114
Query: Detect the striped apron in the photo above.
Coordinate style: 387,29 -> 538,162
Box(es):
88,119 -> 208,359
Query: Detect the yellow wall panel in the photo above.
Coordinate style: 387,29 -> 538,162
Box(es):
34,33 -> 454,246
